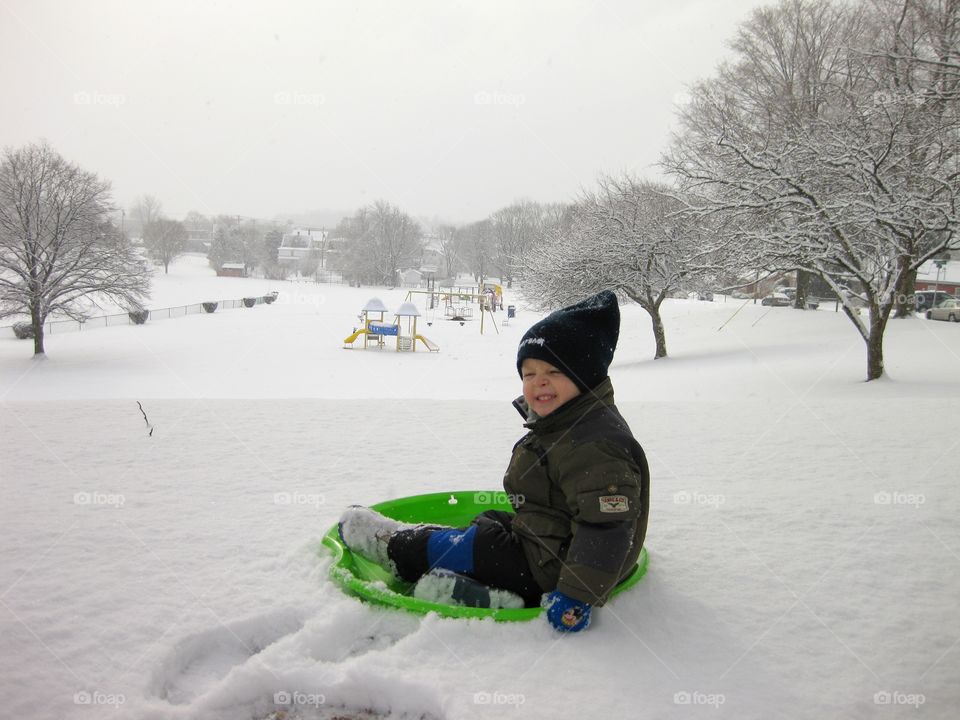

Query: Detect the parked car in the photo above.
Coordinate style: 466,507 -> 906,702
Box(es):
761,292 -> 791,307
926,298 -> 960,322
781,288 -> 797,300
915,290 -> 954,314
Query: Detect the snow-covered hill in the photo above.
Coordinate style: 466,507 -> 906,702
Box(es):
1,254 -> 958,719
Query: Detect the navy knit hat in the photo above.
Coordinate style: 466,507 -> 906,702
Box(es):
516,290 -> 620,392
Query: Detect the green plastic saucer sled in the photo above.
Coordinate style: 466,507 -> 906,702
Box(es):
322,490 -> 649,622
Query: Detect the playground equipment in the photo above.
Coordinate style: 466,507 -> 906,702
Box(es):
405,287 -> 502,335
343,298 -> 439,352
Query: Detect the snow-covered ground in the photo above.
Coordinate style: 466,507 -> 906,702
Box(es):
1,254 -> 958,719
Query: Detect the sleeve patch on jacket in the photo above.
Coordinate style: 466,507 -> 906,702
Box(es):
598,495 -> 629,513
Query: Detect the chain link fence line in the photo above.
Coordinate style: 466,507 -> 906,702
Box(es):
4,294 -> 277,338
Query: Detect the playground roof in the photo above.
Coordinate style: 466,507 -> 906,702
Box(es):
363,298 -> 389,312
395,301 -> 420,317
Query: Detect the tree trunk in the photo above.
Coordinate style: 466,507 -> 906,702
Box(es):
794,269 -> 811,309
31,307 -> 45,355
648,306 -> 668,359
164,260 -> 170,274
625,288 -> 669,359
865,309 -> 888,381
894,264 -> 916,318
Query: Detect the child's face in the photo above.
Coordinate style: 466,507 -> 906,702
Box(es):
521,358 -> 581,417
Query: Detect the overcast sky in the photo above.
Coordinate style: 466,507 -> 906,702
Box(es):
1,0 -> 766,225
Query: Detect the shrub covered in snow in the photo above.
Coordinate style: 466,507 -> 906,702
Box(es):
128,309 -> 149,325
202,302 -> 218,313
12,321 -> 34,339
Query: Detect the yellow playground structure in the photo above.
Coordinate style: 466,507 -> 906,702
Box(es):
343,298 -> 439,352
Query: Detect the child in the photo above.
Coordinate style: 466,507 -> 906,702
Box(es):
339,290 -> 649,632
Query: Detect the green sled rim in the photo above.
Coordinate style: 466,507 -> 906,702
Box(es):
322,490 -> 649,621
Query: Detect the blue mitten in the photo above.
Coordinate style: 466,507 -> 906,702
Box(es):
543,590 -> 592,632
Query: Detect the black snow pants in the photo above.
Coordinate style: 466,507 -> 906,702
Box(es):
387,510 -> 547,608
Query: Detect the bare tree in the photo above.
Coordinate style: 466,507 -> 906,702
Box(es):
333,201 -> 422,285
370,200 -> 422,285
520,176 -> 725,359
461,218 -> 496,283
331,209 -> 374,285
0,142 -> 150,355
663,0 -> 960,380
435,224 -> 463,278
491,200 -> 543,287
128,194 -> 163,239
143,218 -> 187,274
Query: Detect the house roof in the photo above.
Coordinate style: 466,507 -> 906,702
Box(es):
917,259 -> 960,284
280,229 -> 327,249
422,236 -> 443,254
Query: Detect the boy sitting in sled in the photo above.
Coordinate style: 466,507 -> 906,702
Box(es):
339,290 -> 649,633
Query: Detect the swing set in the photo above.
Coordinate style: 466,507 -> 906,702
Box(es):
404,287 -> 502,335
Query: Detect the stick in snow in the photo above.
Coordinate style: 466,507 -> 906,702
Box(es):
137,401 -> 154,437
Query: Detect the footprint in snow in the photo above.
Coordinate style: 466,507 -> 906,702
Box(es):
294,604 -> 420,664
149,605 -> 308,705
148,603 -> 422,710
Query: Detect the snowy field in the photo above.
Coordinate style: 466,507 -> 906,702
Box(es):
1,254 -> 959,720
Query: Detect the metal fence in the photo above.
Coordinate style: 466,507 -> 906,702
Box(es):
5,295 -> 273,337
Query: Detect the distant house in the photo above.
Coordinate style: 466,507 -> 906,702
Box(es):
217,262 -> 246,278
916,260 -> 960,296
398,268 -> 423,287
278,229 -> 328,266
420,235 -> 444,273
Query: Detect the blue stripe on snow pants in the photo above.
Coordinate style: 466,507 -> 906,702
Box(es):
386,510 -> 548,608
427,527 -> 477,574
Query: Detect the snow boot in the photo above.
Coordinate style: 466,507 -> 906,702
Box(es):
338,506 -> 442,576
413,568 -> 525,609
338,506 -> 412,569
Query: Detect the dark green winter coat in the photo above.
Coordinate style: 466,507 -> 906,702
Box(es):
502,377 -> 649,606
